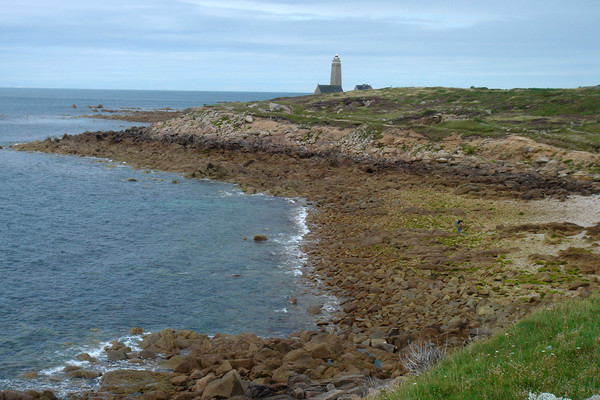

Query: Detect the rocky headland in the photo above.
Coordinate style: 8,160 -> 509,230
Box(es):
10,88 -> 600,400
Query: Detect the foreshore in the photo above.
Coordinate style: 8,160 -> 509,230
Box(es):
9,106 -> 600,400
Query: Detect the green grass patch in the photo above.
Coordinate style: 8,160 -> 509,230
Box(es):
380,292 -> 600,400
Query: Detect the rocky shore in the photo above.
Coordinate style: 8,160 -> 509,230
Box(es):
11,105 -> 600,400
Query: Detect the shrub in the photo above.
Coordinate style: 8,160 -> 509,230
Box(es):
401,339 -> 447,374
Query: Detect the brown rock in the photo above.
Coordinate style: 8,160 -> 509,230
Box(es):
306,305 -> 323,315
159,354 -> 184,369
569,281 -> 590,291
39,391 -> 58,400
107,349 -> 128,361
171,375 -> 188,386
303,342 -> 330,360
67,369 -> 102,379
253,234 -> 268,241
2,391 -> 34,400
141,390 -> 170,400
271,366 -> 297,383
201,370 -> 245,400
141,329 -> 179,353
130,327 -> 144,334
192,373 -> 217,394
174,355 -> 200,373
75,353 -> 96,362
139,349 -> 157,359
17,371 -> 37,380
100,370 -> 174,395
215,360 -> 233,375
174,393 -> 197,400
229,358 -> 254,370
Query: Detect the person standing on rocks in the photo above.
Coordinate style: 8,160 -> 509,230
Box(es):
456,220 -> 463,234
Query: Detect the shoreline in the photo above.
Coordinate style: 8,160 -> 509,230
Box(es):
9,111 -> 600,399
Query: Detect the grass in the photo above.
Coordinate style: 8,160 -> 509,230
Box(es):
379,291 -> 600,400
222,86 -> 600,153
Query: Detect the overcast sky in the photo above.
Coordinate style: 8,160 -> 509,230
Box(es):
1,0 -> 598,92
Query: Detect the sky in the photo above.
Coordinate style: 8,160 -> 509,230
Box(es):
1,0 -> 599,92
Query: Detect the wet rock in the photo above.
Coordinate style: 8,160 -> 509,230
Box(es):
75,352 -> 96,362
17,371 -> 37,380
38,391 -> 58,400
141,329 -> 179,354
306,305 -> 322,315
2,391 -> 34,400
107,349 -> 128,361
100,370 -> 175,395
254,234 -> 268,241
67,369 -> 102,379
139,349 -> 157,359
130,327 -> 144,334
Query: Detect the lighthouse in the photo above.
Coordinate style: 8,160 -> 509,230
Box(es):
330,54 -> 342,87
314,54 -> 344,95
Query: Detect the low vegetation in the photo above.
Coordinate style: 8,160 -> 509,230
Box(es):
221,86 -> 600,152
380,292 -> 600,400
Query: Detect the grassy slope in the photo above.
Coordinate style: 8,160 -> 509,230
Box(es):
380,292 -> 600,400
223,86 -> 600,153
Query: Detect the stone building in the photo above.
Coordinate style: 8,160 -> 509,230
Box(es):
354,84 -> 372,91
314,54 -> 343,95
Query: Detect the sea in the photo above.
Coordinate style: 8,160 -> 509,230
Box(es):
0,88 -> 329,395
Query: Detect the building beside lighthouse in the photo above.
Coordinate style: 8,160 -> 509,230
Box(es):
314,54 -> 344,95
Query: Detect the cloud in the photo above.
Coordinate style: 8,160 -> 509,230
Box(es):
1,0 -> 599,90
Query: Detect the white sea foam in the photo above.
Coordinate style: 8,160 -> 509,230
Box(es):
30,332 -> 149,397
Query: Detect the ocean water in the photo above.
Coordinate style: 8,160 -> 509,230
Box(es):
0,88 -> 325,394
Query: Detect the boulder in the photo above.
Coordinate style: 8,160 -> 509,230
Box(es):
306,305 -> 322,315
192,373 -> 217,394
38,391 -> 58,400
67,369 -> 102,379
254,234 -> 268,241
311,389 -> 347,400
171,375 -> 188,386
243,381 -> 273,399
140,329 -> 179,353
269,103 -> 283,112
139,349 -> 157,359
174,355 -> 200,373
17,371 -> 37,380
143,390 -> 170,400
75,353 -> 96,362
304,342 -> 330,360
215,360 -> 233,375
107,349 -> 128,361
100,370 -> 174,395
2,391 -> 34,400
159,354 -> 184,370
229,358 -> 254,370
201,370 -> 245,400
